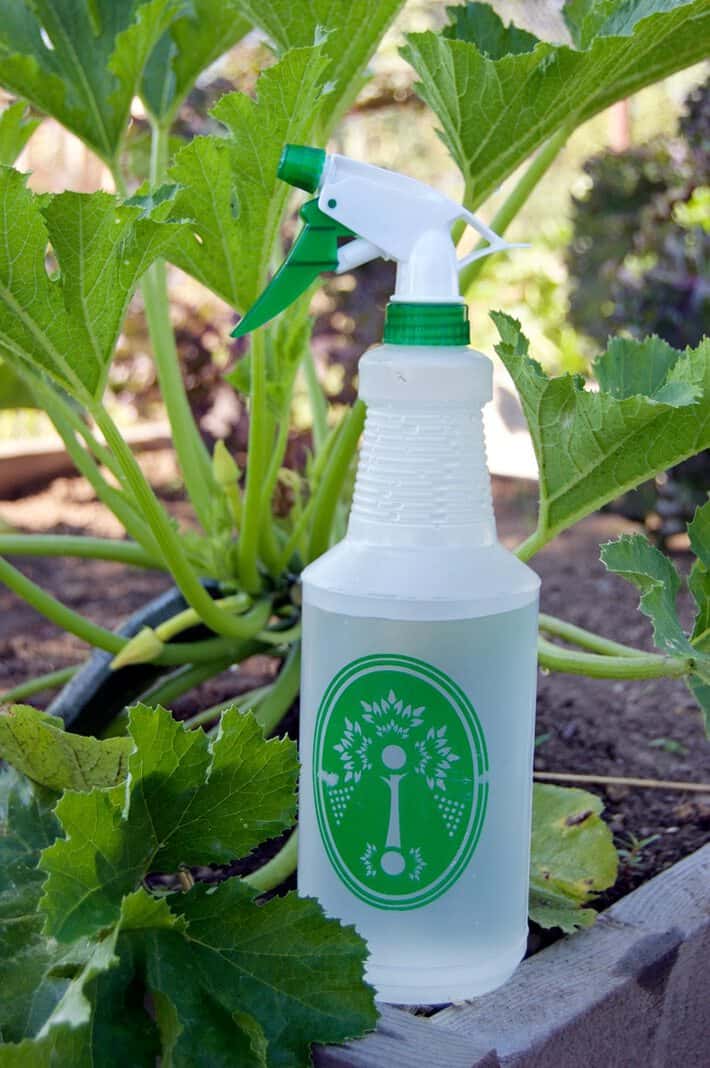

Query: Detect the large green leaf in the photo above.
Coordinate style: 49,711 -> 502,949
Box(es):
140,0 -> 252,122
402,0 -> 710,206
601,536 -> 695,658
124,883 -> 376,1068
529,783 -> 617,933
492,314 -> 710,551
0,770 -> 153,1067
0,0 -> 179,164
40,703 -> 298,941
0,704 -> 132,793
601,519 -> 710,728
0,770 -> 60,1047
0,168 -> 181,403
243,0 -> 406,133
1,763 -> 374,1065
0,104 -> 42,413
157,46 -> 330,311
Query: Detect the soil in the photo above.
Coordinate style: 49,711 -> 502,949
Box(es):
0,457 -> 708,913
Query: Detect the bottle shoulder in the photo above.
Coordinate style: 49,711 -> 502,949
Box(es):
301,537 -> 540,621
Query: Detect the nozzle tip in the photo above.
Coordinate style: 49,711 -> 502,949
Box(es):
278,144 -> 325,193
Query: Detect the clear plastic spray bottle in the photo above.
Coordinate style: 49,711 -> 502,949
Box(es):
234,146 -> 540,1004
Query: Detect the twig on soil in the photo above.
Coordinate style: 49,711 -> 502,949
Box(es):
535,771 -> 710,793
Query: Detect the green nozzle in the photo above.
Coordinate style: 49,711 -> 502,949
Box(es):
278,144 -> 326,193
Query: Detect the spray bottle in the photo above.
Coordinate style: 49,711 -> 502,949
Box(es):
235,146 -> 540,1004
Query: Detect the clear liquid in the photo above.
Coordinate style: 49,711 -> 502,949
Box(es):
299,600 -> 539,1003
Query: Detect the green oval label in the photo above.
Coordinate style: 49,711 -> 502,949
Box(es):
313,653 -> 489,910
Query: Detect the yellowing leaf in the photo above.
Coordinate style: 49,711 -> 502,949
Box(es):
529,783 -> 617,933
0,704 -> 132,793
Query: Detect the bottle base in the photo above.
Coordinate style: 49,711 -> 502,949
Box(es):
366,942 -> 525,1006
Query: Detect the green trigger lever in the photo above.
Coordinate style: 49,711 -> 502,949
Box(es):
231,200 -> 354,338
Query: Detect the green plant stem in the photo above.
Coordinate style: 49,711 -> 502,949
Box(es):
0,534 -> 160,568
460,125 -> 571,296
239,330 -> 270,592
538,613 -> 649,659
0,557 -> 124,654
302,349 -> 328,453
186,644 -> 300,735
139,122 -> 216,534
140,660 -> 236,708
154,593 -> 252,643
255,643 -> 301,736
306,399 -> 366,562
91,404 -> 273,639
276,418 -> 345,571
255,623 -> 301,647
0,666 -> 78,702
243,828 -> 298,893
45,397 -> 160,555
259,411 -> 291,574
183,679 -> 274,731
154,636 -> 262,667
538,636 -> 692,679
516,526 -> 547,563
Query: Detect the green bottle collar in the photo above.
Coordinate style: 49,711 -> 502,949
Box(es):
383,302 -> 470,346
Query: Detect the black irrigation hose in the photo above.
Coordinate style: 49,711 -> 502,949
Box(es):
48,581 -> 222,735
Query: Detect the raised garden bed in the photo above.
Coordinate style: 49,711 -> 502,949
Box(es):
316,843 -> 710,1066
2,464 -> 708,1064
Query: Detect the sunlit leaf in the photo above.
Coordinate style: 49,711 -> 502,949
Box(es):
403,0 -> 709,205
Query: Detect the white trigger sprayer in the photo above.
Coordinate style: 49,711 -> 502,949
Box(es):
236,146 -> 540,1005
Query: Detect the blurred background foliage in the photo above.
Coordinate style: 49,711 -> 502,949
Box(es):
0,0 -> 707,531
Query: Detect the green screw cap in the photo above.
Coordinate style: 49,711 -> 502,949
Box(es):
384,302 -> 470,346
278,144 -> 326,193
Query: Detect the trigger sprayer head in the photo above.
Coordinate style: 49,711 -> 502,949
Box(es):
233,144 -> 524,344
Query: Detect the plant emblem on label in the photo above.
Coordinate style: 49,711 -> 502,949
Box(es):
313,654 -> 489,909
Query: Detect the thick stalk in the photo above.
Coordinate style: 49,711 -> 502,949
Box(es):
460,125 -> 572,296
516,527 -> 548,563
1,666 -> 78,702
140,659 -> 236,708
0,558 -> 124,654
154,593 -> 252,643
276,417 -> 346,571
239,331 -> 269,592
92,404 -> 273,639
0,534 -> 160,568
538,636 -> 691,679
184,685 -> 269,731
259,411 -> 291,574
302,349 -> 328,453
538,613 -> 649,659
306,400 -> 366,561
43,395 -> 160,555
154,636 -> 262,667
243,829 -> 298,893
141,122 -> 215,533
255,643 -> 301,736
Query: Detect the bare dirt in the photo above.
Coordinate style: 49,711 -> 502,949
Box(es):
0,459 -> 708,910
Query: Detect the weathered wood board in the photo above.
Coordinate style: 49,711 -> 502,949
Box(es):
316,844 -> 710,1067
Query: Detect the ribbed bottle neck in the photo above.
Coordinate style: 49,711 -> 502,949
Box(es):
348,402 -> 496,549
346,343 -> 496,549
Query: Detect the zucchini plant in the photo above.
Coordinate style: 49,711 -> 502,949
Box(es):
0,2 -> 708,1063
